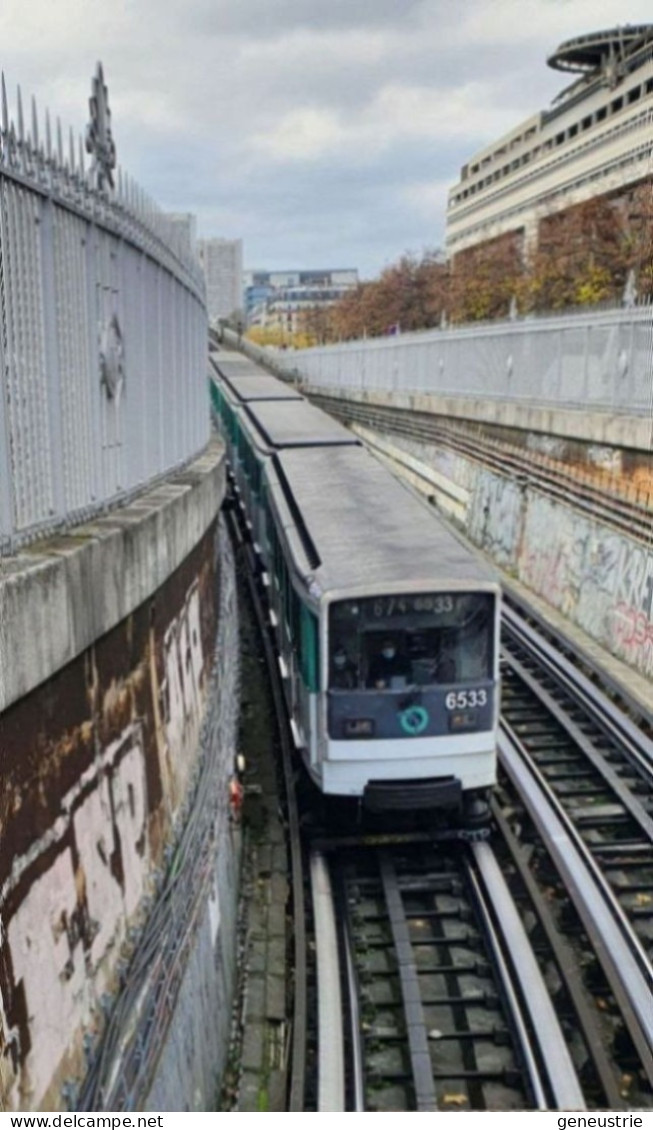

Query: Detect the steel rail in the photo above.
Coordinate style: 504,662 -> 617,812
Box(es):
491,802 -> 626,1109
379,852 -> 439,1112
310,851 -> 346,1112
469,843 -> 585,1111
499,724 -> 653,1087
501,588 -> 653,733
335,842 -> 579,1110
463,855 -> 547,1110
502,599 -> 653,765
501,648 -> 653,841
309,394 -> 653,543
341,882 -> 366,1111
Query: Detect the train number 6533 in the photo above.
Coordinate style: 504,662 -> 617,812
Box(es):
445,688 -> 488,710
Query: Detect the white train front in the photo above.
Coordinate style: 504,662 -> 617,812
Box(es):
210,349 -> 501,824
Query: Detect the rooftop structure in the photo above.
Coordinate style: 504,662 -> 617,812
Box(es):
446,25 -> 653,258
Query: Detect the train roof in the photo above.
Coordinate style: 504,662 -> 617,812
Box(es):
244,398 -> 359,449
210,350 -> 267,380
220,373 -> 303,402
273,445 -> 497,594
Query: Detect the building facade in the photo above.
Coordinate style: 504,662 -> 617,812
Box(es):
198,237 -> 244,323
244,268 -> 358,336
446,26 -> 653,258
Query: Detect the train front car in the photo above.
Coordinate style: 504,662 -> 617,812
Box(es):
276,444 -> 501,830
210,348 -> 500,831
325,584 -> 499,825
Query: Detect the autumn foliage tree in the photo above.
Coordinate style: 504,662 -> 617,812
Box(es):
524,198 -> 622,310
293,183 -> 653,344
448,232 -> 524,323
321,251 -> 449,341
620,181 -> 653,301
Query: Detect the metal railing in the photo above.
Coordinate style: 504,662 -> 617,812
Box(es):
229,303 -> 653,419
0,70 -> 209,554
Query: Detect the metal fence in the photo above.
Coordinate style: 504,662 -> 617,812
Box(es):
231,304 -> 653,419
0,71 -> 209,554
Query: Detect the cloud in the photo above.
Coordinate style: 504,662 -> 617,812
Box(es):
1,0 -> 651,275
251,81 -> 521,168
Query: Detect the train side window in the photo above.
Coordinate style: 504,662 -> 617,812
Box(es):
261,484 -> 272,555
291,585 -> 302,646
209,379 -> 221,417
281,560 -> 292,631
269,523 -> 282,584
252,454 -> 261,495
299,604 -> 320,692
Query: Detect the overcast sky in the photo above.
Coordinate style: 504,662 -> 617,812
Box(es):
2,0 -> 652,277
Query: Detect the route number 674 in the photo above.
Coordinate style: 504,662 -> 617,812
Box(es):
445,689 -> 488,710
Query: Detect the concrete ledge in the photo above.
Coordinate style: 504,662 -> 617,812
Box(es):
0,438 -> 225,713
309,384 -> 651,452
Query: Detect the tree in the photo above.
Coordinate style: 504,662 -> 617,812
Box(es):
305,181 -> 652,342
449,231 -> 524,322
327,251 -> 449,341
525,197 -> 626,310
620,182 -> 653,301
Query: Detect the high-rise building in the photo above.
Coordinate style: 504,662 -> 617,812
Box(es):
446,26 -> 653,258
197,238 -> 244,323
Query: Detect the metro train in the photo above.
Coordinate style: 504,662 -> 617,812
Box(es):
209,348 -> 501,826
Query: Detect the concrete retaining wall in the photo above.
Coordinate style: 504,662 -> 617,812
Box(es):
310,384 -> 651,458
143,519 -> 241,1112
0,440 -> 235,1110
354,423 -> 653,682
0,442 -> 225,715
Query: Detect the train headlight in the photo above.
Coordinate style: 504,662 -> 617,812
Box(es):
343,718 -> 375,737
448,710 -> 478,732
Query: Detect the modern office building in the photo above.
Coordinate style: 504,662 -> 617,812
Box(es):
197,238 -> 244,323
446,25 -> 653,258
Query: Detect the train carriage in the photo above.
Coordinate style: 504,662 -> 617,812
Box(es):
210,350 -> 500,824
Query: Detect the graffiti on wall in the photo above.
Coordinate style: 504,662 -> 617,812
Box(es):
0,527 -> 217,1110
158,582 -> 205,808
467,470 -> 524,567
517,495 -> 653,679
0,724 -> 147,1108
519,499 -> 590,618
371,430 -> 653,683
611,542 -> 653,676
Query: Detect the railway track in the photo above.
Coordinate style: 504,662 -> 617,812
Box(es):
225,427 -> 653,1112
496,593 -> 653,1105
306,594 -> 653,1111
309,393 -> 653,544
309,838 -> 585,1112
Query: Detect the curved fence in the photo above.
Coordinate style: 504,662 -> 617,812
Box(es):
0,75 -> 209,554
228,304 -> 653,419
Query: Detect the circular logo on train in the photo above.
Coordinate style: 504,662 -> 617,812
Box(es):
398,704 -> 429,736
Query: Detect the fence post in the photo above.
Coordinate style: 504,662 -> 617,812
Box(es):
40,194 -> 65,523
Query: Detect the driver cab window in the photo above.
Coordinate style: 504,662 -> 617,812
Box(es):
329,592 -> 493,690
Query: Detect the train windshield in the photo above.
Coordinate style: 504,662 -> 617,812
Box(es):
329,592 -> 494,690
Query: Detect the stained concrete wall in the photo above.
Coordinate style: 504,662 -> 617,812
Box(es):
352,422 -> 653,683
143,520 -> 241,1112
0,439 -> 235,1110
470,479 -> 653,679
0,443 -> 225,715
